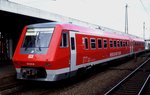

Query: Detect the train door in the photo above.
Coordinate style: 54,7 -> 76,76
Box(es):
130,40 -> 133,54
69,31 -> 76,75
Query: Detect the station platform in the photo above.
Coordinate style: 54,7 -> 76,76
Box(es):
0,61 -> 16,85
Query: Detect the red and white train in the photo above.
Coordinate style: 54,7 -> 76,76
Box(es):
13,22 -> 145,81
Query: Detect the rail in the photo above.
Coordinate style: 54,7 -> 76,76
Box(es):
104,58 -> 150,95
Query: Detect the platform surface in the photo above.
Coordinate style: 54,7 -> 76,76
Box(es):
0,61 -> 16,78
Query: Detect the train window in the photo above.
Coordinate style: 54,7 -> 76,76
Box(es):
123,42 -> 125,47
124,41 -> 126,46
104,39 -> 107,48
90,38 -> 96,49
98,39 -> 102,48
110,40 -> 113,48
23,28 -> 54,49
114,41 -> 117,48
71,37 -> 75,50
117,40 -> 120,47
120,41 -> 122,47
84,38 -> 88,49
127,41 -> 129,46
60,32 -> 68,47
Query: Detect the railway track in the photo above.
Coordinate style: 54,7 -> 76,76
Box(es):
0,82 -> 23,95
105,58 -> 150,95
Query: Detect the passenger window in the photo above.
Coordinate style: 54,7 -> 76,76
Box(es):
91,38 -> 96,49
98,39 -> 102,48
84,38 -> 88,49
60,32 -> 68,47
104,39 -> 107,48
123,42 -> 125,47
114,41 -> 117,48
110,40 -> 113,48
125,42 -> 127,46
117,40 -> 120,47
120,41 -> 122,47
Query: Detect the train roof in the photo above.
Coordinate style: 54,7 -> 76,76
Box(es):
27,22 -> 58,28
59,23 -> 144,41
27,22 -> 144,42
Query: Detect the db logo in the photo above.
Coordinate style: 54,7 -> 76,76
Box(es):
28,54 -> 34,58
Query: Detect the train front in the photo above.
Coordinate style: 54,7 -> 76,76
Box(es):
13,23 -> 60,81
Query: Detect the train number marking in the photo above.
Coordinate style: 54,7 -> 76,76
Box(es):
26,63 -> 35,66
110,51 -> 121,57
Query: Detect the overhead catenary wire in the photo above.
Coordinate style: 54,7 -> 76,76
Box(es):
139,0 -> 150,22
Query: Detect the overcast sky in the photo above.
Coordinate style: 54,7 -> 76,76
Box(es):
9,0 -> 150,39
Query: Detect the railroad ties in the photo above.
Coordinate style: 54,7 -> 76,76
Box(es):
105,58 -> 150,95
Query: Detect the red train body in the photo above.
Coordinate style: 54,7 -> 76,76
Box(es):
12,22 -> 145,81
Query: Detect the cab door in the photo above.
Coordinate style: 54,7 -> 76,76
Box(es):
69,31 -> 77,73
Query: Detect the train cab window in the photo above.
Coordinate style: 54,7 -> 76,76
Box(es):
22,28 -> 54,49
84,38 -> 88,49
60,32 -> 68,47
90,38 -> 96,49
104,39 -> 107,48
98,39 -> 102,48
114,41 -> 117,48
110,40 -> 113,48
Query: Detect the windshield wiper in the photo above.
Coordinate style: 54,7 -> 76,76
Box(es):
24,39 -> 32,51
36,32 -> 41,51
24,36 -> 36,51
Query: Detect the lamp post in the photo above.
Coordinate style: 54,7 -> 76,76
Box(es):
143,22 -> 145,39
125,4 -> 128,34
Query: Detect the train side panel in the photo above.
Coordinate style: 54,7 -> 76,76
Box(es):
75,33 -> 131,69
